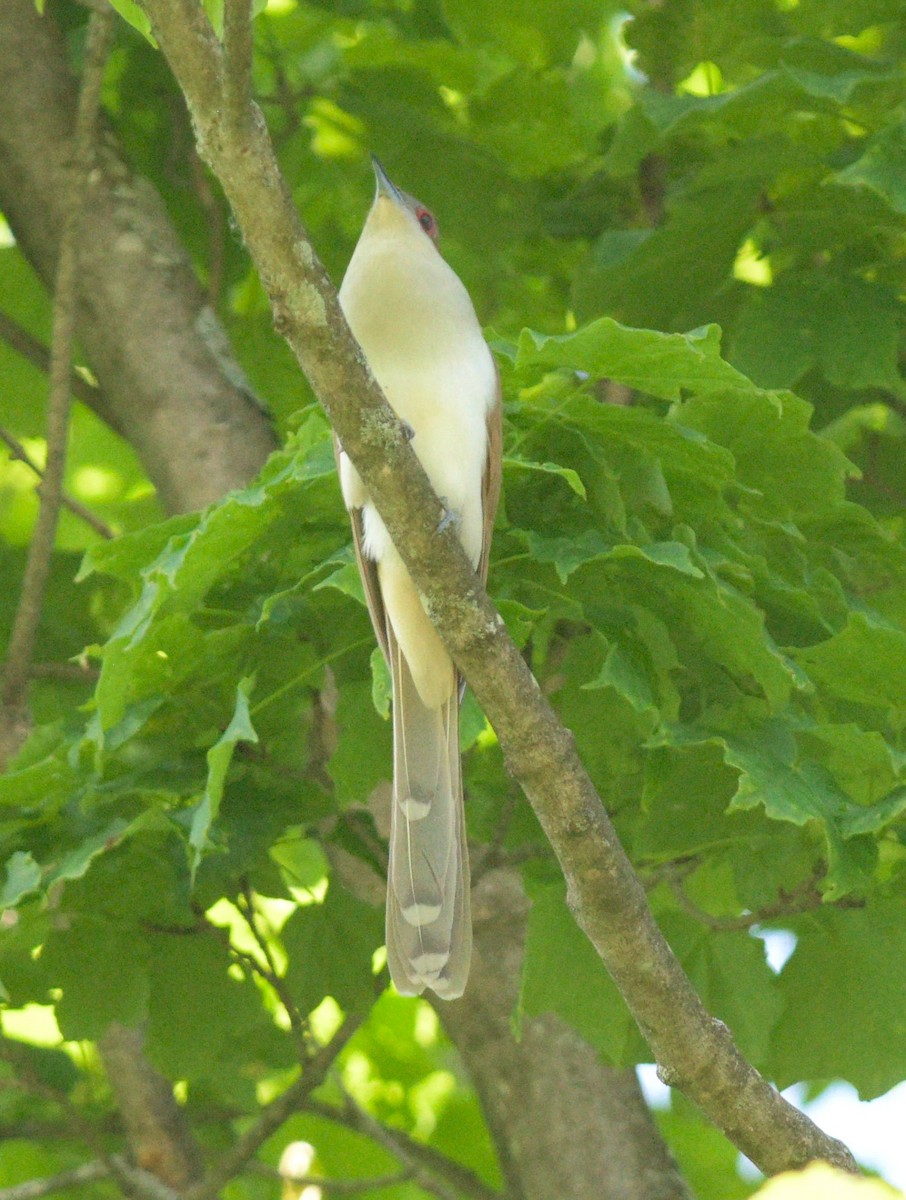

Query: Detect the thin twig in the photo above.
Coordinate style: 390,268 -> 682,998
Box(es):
104,1157 -> 181,1200
0,1163 -> 108,1200
0,1043 -> 178,1200
22,661 -> 99,683
0,7 -> 114,762
304,1098 -> 504,1200
235,881 -> 313,1056
0,426 -> 115,540
248,1161 -> 415,1194
0,311 -> 105,415
0,1158 -> 180,1200
666,873 -> 865,933
183,1017 -> 360,1200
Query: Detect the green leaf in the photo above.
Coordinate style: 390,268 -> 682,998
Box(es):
146,932 -> 261,1080
573,182 -> 766,329
771,899 -> 906,1099
189,677 -> 259,873
43,819 -> 135,890
730,274 -> 906,396
657,909 -> 782,1066
270,834 -> 329,892
517,530 -> 704,585
282,881 -> 383,1014
778,37 -> 904,104
41,916 -> 150,1039
792,612 -> 906,713
0,752 -> 80,810
834,117 -> 906,216
504,454 -> 586,499
520,884 -> 648,1065
658,724 -> 875,896
106,0 -> 157,44
328,681 -> 392,807
0,852 -> 42,908
522,886 -> 781,1067
674,387 -> 853,517
370,646 -> 391,720
583,638 -> 656,714
515,321 -> 750,401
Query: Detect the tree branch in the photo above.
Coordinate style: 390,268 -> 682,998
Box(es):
438,870 -> 691,1200
0,1158 -> 187,1200
0,310 -> 110,421
0,0 -> 278,516
139,0 -> 856,1177
0,5 -> 113,765
304,1098 -> 503,1200
0,1162 -> 109,1200
98,1025 -> 204,1190
182,1017 -> 360,1200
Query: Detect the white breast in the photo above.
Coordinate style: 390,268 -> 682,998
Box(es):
340,230 -> 496,569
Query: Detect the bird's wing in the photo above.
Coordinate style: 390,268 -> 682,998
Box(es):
478,357 -> 503,588
333,434 -> 390,665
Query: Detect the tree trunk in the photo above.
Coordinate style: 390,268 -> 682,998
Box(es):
442,871 -> 690,1200
0,0 -> 277,513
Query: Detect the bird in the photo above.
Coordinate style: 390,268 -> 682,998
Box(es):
336,157 -> 501,1000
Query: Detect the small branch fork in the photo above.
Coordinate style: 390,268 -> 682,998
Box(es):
235,880 -> 313,1055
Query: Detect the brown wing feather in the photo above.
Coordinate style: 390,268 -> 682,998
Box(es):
333,434 -> 390,664
335,361 -> 500,669
478,359 -> 503,587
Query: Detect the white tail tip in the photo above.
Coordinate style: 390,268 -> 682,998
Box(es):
401,900 -> 442,926
399,794 -> 431,819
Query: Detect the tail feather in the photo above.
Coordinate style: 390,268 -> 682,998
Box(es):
386,634 -> 471,999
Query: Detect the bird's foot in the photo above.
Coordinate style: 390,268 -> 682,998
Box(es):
400,419 -> 415,442
436,501 -> 461,534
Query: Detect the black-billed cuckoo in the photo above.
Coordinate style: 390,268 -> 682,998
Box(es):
337,159 -> 502,999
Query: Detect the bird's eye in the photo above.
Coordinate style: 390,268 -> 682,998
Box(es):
417,208 -> 436,237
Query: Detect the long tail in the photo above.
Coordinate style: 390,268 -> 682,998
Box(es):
385,631 -> 470,999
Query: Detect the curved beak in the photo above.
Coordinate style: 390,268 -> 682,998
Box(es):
371,155 -> 403,205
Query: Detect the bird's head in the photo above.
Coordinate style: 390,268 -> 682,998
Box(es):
366,156 -> 440,248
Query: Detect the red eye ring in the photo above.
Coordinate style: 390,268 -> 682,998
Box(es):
417,207 -> 436,235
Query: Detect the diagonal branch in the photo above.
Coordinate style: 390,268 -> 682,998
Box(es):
139,0 -> 856,1178
0,310 -> 111,422
304,1097 -> 504,1200
182,1017 -> 360,1200
0,1161 -> 110,1200
0,425 -> 115,540
98,1024 -> 205,1190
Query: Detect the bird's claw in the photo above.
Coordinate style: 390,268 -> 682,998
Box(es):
436,501 -> 460,534
400,420 -> 415,442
